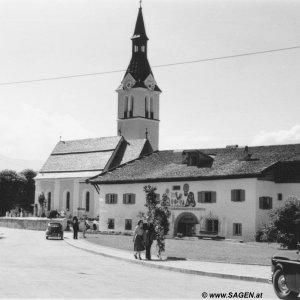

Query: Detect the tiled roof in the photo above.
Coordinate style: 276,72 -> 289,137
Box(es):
39,136 -> 122,173
52,136 -> 121,154
120,139 -> 151,165
39,136 -> 151,175
91,144 -> 300,183
40,151 -> 114,173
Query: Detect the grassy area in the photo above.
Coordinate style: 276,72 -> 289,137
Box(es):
85,233 -> 290,265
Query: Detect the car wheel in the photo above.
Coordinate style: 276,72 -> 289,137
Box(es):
46,236 -> 49,240
273,268 -> 299,299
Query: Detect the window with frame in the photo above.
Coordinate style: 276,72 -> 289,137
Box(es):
231,189 -> 245,202
125,219 -> 132,230
105,194 -> 118,204
259,197 -> 272,209
47,192 -> 51,211
66,192 -> 70,210
206,219 -> 219,233
198,191 -> 217,203
85,191 -> 90,212
108,218 -> 115,229
233,223 -> 242,236
277,193 -> 283,201
123,193 -> 136,204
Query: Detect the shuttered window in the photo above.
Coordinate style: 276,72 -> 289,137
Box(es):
108,218 -> 114,229
123,193 -> 136,204
125,219 -> 132,230
259,197 -> 272,209
105,194 -> 118,204
231,189 -> 245,202
198,191 -> 217,203
206,219 -> 219,233
233,223 -> 242,236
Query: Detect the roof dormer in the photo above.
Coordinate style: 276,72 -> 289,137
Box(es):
182,150 -> 214,168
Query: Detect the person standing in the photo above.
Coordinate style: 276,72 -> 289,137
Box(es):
72,217 -> 79,239
144,216 -> 155,260
133,220 -> 145,260
82,218 -> 90,238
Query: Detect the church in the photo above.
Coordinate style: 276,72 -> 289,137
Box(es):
35,5 -> 300,241
34,5 -> 159,218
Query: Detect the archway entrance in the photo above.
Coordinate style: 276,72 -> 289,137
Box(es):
174,213 -> 198,237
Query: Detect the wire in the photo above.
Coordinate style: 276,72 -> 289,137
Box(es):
0,45 -> 299,86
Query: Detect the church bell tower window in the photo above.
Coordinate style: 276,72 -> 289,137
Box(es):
124,96 -> 128,119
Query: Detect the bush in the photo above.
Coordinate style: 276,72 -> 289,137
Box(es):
256,223 -> 278,243
49,210 -> 58,219
277,233 -> 297,249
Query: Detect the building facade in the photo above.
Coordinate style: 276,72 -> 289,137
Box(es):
91,146 -> 300,241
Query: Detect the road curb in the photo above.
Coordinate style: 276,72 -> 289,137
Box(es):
64,238 -> 270,284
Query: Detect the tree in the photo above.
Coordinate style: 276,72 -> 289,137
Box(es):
143,185 -> 171,255
19,169 -> 37,212
0,170 -> 25,216
265,196 -> 300,249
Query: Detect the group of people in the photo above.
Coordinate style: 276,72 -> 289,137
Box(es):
72,217 -> 98,239
133,216 -> 160,260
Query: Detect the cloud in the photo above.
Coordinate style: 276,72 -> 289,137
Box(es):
251,125 -> 300,146
0,104 -> 94,161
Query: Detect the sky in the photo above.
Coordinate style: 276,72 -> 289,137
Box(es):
0,0 -> 300,170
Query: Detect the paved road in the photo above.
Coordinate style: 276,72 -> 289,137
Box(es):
0,227 -> 276,299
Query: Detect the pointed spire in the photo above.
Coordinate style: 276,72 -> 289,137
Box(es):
132,5 -> 148,41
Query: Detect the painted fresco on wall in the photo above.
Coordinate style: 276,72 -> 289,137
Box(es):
164,184 -> 196,207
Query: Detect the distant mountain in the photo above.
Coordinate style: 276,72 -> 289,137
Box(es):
0,154 -> 43,172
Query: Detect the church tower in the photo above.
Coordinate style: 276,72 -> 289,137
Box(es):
117,4 -> 161,151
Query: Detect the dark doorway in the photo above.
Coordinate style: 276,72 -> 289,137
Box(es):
175,213 -> 198,237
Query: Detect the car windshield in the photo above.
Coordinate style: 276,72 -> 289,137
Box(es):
49,224 -> 61,227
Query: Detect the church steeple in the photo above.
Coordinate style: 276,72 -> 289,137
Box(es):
132,6 -> 148,42
116,4 -> 161,151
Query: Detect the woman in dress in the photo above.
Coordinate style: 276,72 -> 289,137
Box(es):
133,220 -> 145,260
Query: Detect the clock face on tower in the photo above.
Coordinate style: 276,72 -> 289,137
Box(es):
125,80 -> 133,90
147,82 -> 155,90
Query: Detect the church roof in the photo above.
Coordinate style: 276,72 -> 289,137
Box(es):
37,136 -> 152,178
132,7 -> 148,41
123,6 -> 161,92
90,143 -> 300,184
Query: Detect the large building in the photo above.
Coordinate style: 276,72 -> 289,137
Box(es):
35,4 -> 300,242
34,5 -> 158,218
90,144 -> 300,241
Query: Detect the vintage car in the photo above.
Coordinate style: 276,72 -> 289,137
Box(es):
272,245 -> 300,299
45,222 -> 64,240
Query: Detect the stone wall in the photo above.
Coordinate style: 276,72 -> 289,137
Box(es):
0,217 -> 67,231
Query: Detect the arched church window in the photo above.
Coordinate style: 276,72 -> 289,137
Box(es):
141,46 -> 145,52
129,96 -> 134,118
66,192 -> 70,211
150,97 -> 154,119
124,96 -> 128,119
47,192 -> 51,211
134,45 -> 138,52
85,191 -> 90,212
145,96 -> 150,118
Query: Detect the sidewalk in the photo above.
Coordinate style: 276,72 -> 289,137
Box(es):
64,232 -> 271,284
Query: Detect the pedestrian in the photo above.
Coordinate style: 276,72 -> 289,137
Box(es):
133,220 -> 145,260
72,217 -> 79,239
82,218 -> 90,238
143,216 -> 155,260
